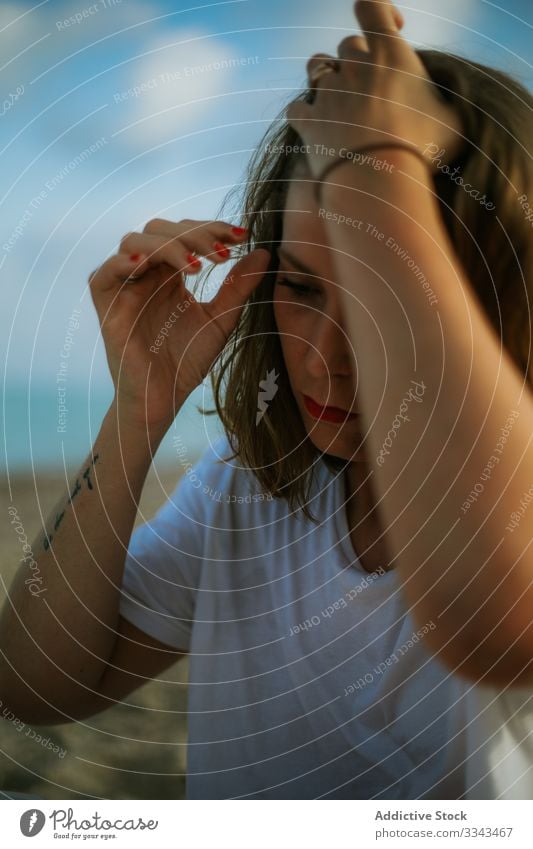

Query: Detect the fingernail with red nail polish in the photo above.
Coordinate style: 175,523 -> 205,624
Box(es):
187,253 -> 202,267
231,226 -> 247,235
214,242 -> 230,258
130,253 -> 142,262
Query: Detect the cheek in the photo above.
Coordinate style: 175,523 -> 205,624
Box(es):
274,295 -> 314,334
278,331 -> 311,385
273,291 -> 290,330
273,304 -> 300,376
274,300 -> 313,361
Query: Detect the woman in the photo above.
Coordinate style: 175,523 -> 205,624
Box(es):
2,0 -> 532,800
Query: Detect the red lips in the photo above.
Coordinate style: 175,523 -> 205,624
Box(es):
303,394 -> 358,423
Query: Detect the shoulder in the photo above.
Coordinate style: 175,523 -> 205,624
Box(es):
171,432 -> 272,510
172,432 -> 333,523
173,432 -> 247,494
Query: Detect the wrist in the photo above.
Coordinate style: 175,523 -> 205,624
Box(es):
315,145 -> 433,204
106,399 -> 175,453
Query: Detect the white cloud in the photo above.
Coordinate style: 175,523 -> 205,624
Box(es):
114,29 -> 255,148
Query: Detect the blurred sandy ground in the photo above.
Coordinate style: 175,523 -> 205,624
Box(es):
0,463 -> 189,800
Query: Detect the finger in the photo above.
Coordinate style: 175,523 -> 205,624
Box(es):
306,53 -> 342,96
354,0 -> 409,61
119,231 -> 208,274
174,222 -> 237,264
89,253 -> 149,295
336,38 -> 372,78
337,35 -> 369,58
142,218 -> 248,259
143,218 -> 247,241
204,249 -> 271,337
307,53 -> 338,79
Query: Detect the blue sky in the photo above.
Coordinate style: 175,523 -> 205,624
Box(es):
2,0 -> 532,397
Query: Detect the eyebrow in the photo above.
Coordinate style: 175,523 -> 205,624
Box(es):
276,246 -> 318,278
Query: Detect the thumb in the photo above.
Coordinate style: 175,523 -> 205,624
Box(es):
206,248 -> 271,335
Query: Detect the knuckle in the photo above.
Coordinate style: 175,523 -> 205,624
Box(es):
180,219 -> 203,238
110,253 -> 125,268
167,218 -> 192,235
306,54 -> 320,72
143,217 -> 163,233
119,231 -> 135,250
307,52 -> 332,70
340,35 -> 365,52
90,255 -> 116,287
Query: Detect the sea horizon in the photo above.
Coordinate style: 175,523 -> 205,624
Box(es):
2,382 -> 223,473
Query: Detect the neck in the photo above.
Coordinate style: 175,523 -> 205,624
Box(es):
345,456 -> 376,519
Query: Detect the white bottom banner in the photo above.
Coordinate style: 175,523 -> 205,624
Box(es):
1,799 -> 531,847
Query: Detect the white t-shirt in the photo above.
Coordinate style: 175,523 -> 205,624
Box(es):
119,435 -> 533,799
464,684 -> 533,798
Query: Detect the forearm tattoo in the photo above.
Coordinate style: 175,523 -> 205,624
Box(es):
43,454 -> 100,551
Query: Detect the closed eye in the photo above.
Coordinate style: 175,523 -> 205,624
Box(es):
276,277 -> 319,298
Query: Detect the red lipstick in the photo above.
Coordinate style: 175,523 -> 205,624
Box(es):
303,394 -> 358,423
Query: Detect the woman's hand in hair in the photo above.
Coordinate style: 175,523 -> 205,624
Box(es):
287,0 -> 463,179
89,218 -> 270,441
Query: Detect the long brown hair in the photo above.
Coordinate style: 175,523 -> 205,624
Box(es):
194,49 -> 533,524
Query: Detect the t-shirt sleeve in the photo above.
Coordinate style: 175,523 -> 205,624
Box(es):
118,439 -> 227,651
465,681 -> 533,799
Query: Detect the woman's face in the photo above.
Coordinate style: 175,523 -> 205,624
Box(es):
273,173 -> 365,462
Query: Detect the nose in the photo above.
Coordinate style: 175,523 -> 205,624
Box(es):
305,310 -> 354,379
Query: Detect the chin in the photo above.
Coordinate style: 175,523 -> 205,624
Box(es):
306,430 -> 365,463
